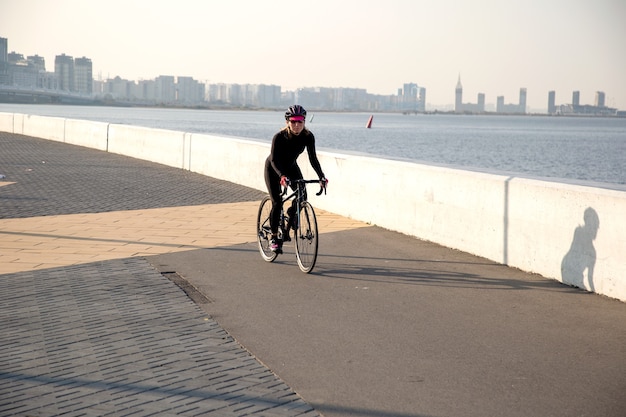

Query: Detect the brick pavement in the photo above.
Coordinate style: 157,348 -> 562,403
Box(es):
0,133 -> 263,219
0,132 -> 347,416
1,258 -> 317,416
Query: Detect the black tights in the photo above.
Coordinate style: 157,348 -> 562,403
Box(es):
264,164 -> 305,235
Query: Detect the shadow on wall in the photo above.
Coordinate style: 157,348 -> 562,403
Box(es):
561,207 -> 600,291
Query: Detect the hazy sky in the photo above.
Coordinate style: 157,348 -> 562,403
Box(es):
2,0 -> 625,110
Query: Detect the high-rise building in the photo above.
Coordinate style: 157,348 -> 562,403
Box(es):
519,88 -> 527,113
0,38 -> 9,76
0,37 -> 7,85
55,54 -> 75,91
74,57 -> 92,94
454,76 -> 484,113
27,55 -> 46,72
176,76 -> 203,103
477,93 -> 485,111
572,91 -> 580,106
401,82 -> 426,112
455,74 -> 462,113
496,96 -> 504,113
155,75 -> 176,103
595,91 -> 605,108
496,89 -> 526,114
548,91 -> 556,114
8,52 -> 25,64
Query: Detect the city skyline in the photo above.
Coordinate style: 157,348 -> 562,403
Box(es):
5,45 -> 612,114
1,0 -> 625,111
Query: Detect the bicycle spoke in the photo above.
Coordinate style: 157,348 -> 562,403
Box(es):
257,196 -> 278,262
295,202 -> 318,273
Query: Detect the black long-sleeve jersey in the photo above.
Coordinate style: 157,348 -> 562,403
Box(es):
266,128 -> 325,179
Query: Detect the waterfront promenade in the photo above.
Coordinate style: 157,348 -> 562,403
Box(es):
0,132 -> 624,417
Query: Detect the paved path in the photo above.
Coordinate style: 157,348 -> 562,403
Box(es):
1,132 -> 624,417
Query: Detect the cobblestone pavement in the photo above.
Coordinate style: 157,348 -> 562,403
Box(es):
0,132 -> 320,416
0,133 -> 264,219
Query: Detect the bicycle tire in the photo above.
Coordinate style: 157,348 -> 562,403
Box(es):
257,196 -> 278,262
295,201 -> 318,273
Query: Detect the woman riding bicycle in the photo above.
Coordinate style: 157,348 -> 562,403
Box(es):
264,105 -> 327,252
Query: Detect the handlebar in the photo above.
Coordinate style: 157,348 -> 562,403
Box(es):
281,179 -> 328,197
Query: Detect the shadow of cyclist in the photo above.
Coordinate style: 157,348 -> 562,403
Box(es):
561,207 -> 599,291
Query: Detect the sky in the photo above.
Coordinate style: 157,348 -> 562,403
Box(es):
1,0 -> 625,111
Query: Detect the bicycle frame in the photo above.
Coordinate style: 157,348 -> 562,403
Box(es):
280,179 -> 325,236
256,179 -> 325,273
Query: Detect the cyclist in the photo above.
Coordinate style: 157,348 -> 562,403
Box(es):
264,105 -> 327,253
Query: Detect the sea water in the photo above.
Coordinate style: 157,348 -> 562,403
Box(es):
2,104 -> 625,189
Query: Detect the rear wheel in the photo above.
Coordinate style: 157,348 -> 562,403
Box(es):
295,201 -> 318,273
257,196 -> 277,262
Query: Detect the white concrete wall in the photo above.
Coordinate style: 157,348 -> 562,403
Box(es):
302,153 -> 626,301
107,124 -> 186,169
187,133 -> 269,192
65,119 -> 109,151
1,112 -> 109,151
0,112 -> 13,132
1,112 -> 624,301
22,114 -> 66,142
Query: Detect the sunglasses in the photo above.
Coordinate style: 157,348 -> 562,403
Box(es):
289,120 -> 304,124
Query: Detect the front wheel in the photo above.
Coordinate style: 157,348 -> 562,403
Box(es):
257,196 -> 277,262
295,201 -> 318,273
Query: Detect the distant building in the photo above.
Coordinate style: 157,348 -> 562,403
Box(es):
519,88 -> 527,112
39,70 -> 59,90
400,82 -> 426,112
548,91 -> 556,114
6,53 -> 36,87
595,91 -> 605,108
477,93 -> 485,110
253,84 -> 281,108
74,57 -> 92,94
103,76 -> 131,99
8,51 -> 25,64
55,54 -> 75,91
27,55 -> 45,72
555,90 -> 616,116
496,88 -> 526,114
176,76 -> 203,104
454,75 -> 485,113
0,37 -> 7,84
138,79 -> 157,101
207,83 -> 229,103
155,75 -> 176,103
455,75 -> 462,112
0,44 -> 57,90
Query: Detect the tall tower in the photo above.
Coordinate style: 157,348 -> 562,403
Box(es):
595,91 -> 605,108
455,74 -> 463,113
477,93 -> 485,112
519,88 -> 527,114
572,91 -> 580,107
496,96 -> 504,113
403,82 -> 419,111
0,37 -> 8,84
548,91 -> 556,114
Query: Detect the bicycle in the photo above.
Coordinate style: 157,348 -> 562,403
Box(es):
256,179 -> 326,273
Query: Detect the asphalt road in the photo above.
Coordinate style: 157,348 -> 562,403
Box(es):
151,226 -> 626,417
